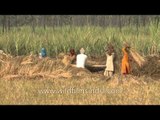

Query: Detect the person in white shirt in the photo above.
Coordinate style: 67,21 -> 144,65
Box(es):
76,48 -> 87,68
104,44 -> 115,77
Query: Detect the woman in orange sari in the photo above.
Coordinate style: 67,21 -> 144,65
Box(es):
121,45 -> 131,75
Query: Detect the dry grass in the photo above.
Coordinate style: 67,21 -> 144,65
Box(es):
0,53 -> 103,80
0,75 -> 160,105
0,53 -> 74,80
0,53 -> 160,105
130,48 -> 146,67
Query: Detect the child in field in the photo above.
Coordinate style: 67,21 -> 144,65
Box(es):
76,48 -> 87,68
121,43 -> 131,75
104,44 -> 115,77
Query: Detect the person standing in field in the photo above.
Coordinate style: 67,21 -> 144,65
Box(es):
121,43 -> 131,75
76,48 -> 87,68
69,48 -> 76,64
39,48 -> 47,58
104,44 -> 115,77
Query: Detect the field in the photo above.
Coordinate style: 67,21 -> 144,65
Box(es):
0,24 -> 159,56
1,76 -> 160,105
0,24 -> 160,105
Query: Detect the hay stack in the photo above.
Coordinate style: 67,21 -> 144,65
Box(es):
0,53 -> 100,80
62,55 -> 72,66
0,51 -> 12,61
130,48 -> 146,67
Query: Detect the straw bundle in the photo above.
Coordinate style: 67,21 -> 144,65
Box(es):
130,48 -> 146,67
62,55 -> 72,66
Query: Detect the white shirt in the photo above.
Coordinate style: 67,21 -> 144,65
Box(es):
76,54 -> 87,68
105,53 -> 114,71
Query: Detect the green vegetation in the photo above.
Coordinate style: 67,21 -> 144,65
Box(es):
0,23 -> 159,57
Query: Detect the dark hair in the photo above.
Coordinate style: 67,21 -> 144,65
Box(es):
108,44 -> 114,51
70,49 -> 76,56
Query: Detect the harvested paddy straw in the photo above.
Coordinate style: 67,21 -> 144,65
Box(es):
130,48 -> 146,67
131,55 -> 160,80
0,50 -> 160,80
0,53 -> 73,79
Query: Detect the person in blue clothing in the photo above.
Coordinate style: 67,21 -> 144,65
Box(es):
39,48 -> 47,58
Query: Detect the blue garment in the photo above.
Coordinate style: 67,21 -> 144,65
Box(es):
41,48 -> 47,57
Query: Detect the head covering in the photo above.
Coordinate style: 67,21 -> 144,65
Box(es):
80,48 -> 85,54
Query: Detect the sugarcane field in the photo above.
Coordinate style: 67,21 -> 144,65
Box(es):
0,15 -> 160,105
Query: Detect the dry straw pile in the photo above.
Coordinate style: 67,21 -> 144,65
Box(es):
0,52 -> 73,80
130,48 -> 146,67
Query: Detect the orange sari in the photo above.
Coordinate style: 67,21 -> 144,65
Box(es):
121,47 -> 130,74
